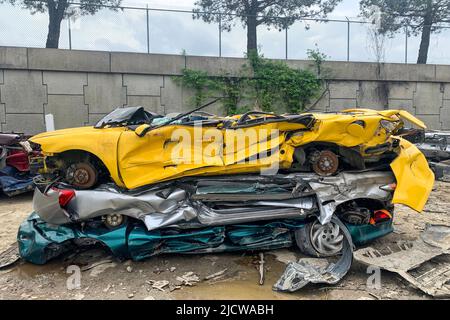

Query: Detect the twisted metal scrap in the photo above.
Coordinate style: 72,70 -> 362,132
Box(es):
273,216 -> 354,292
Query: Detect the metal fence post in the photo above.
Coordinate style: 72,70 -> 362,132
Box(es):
219,13 -> 222,57
285,26 -> 288,60
146,4 -> 150,54
404,25 -> 408,64
68,18 -> 72,50
346,17 -> 350,61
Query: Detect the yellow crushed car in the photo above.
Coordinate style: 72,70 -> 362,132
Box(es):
28,106 -> 434,212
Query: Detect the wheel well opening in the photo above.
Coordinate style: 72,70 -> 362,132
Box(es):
58,150 -> 110,179
335,198 -> 393,225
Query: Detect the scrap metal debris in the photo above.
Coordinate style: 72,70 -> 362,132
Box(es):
80,259 -> 114,272
0,242 -> 20,269
151,280 -> 170,291
416,130 -> 450,182
176,272 -> 200,286
204,268 -> 228,281
354,224 -> 450,298
273,217 -> 354,292
258,253 -> 265,285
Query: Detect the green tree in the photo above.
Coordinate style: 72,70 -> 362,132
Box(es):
1,0 -> 122,48
360,0 -> 450,64
193,0 -> 342,53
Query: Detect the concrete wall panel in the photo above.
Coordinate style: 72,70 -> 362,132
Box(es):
0,70 -> 46,114
388,82 -> 416,100
45,95 -> 88,129
2,114 -> 45,134
111,53 -> 185,75
329,81 -> 359,99
186,56 -> 249,77
380,63 -> 435,82
417,114 -> 442,129
88,113 -> 107,126
127,96 -> 162,114
441,100 -> 450,129
388,99 -> 415,115
123,74 -> 163,96
329,98 -> 357,111
160,76 -> 184,114
84,73 -> 126,113
357,82 -> 388,109
28,48 -> 110,72
0,47 -> 27,69
414,83 -> 443,115
43,71 -> 87,95
324,61 -> 380,81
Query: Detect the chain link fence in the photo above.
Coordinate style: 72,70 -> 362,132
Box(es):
2,2 -> 450,64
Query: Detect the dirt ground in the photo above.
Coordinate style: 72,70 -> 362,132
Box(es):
0,182 -> 449,300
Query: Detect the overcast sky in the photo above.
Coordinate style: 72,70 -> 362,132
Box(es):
1,0 -> 450,64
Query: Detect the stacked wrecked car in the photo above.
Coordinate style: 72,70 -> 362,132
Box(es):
16,106 -> 434,291
0,133 -> 36,196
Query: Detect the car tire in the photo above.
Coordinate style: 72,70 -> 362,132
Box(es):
295,220 -> 344,257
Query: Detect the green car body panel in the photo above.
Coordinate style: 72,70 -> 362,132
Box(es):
17,213 -> 393,265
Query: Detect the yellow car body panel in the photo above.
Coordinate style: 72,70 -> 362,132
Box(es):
29,108 -> 433,212
30,126 -> 126,187
117,123 -> 294,189
390,137 -> 434,212
286,113 -> 393,153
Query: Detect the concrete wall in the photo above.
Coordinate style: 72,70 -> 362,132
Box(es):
1,46 -> 450,134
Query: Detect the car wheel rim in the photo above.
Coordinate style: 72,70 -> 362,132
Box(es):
310,220 -> 344,256
105,214 -> 124,228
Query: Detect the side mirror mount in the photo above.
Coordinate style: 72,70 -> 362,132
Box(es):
135,124 -> 151,137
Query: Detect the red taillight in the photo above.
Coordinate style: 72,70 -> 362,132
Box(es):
370,209 -> 392,225
51,188 -> 75,207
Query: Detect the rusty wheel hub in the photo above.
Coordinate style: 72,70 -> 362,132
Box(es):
74,168 -> 90,185
66,162 -> 97,189
312,150 -> 339,176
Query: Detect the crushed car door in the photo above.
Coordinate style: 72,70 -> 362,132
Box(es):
117,124 -> 225,189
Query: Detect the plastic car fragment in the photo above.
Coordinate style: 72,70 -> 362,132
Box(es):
353,224 -> 450,298
273,216 -> 354,292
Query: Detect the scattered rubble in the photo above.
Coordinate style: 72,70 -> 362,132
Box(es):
88,262 -> 117,277
176,272 -> 200,286
145,279 -> 170,292
0,242 -> 19,269
205,268 -> 228,281
354,224 -> 450,298
80,259 -> 113,272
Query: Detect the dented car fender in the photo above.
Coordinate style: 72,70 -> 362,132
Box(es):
390,137 -> 434,212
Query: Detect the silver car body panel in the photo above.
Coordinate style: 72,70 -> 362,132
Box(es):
33,171 -> 395,231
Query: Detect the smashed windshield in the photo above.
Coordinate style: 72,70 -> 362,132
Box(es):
94,106 -> 162,128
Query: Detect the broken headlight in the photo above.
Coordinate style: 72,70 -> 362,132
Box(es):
28,141 -> 41,152
380,119 -> 399,133
19,140 -> 33,153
